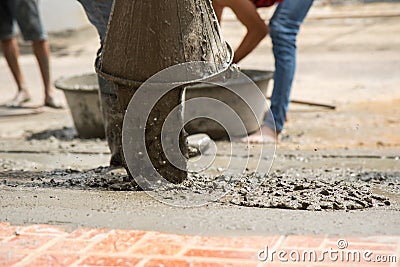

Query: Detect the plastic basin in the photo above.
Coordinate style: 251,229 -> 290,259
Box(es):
55,74 -> 105,139
54,69 -> 273,140
185,69 -> 273,139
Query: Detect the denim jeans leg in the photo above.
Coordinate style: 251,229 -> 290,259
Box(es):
264,0 -> 314,133
78,0 -> 124,166
77,0 -> 113,43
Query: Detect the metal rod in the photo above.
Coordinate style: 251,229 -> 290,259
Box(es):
267,97 -> 336,109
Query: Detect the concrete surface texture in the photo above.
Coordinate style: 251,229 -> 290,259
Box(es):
0,2 -> 399,264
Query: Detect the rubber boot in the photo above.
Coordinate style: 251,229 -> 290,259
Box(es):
98,77 -> 124,168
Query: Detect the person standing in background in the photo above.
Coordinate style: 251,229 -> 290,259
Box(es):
0,0 -> 62,108
241,0 -> 314,143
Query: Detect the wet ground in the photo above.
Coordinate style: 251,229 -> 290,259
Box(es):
0,137 -> 399,236
0,109 -> 399,235
1,162 -> 399,211
0,2 -> 399,237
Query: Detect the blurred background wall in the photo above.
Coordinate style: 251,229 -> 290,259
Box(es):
36,0 -> 400,33
39,0 -> 90,32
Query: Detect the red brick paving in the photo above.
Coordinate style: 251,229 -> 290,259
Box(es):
0,223 -> 398,266
280,235 -> 325,248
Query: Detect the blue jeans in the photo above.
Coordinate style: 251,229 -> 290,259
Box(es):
264,0 -> 314,133
77,0 -> 112,43
77,0 -> 115,95
78,0 -> 123,166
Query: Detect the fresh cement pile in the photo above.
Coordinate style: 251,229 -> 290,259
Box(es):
220,170 -> 396,211
1,160 -> 398,211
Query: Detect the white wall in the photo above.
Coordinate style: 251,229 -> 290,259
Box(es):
39,0 -> 90,32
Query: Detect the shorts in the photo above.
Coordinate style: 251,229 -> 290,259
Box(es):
0,0 -> 47,41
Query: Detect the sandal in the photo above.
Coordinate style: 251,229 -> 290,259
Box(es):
6,91 -> 31,107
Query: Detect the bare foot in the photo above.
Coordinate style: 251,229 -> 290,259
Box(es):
44,96 -> 64,109
6,90 -> 31,107
241,125 -> 278,144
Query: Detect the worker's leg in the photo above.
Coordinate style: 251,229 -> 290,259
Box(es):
1,38 -> 31,105
265,0 -> 314,133
243,0 -> 313,143
31,39 -> 57,105
0,0 -> 31,106
98,77 -> 124,167
16,0 -> 61,107
78,0 -> 124,167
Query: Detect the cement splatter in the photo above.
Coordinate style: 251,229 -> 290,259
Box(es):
220,170 -> 397,211
1,163 -> 398,211
26,127 -> 78,141
1,165 -> 138,191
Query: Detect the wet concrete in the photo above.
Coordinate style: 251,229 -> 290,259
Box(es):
1,130 -> 399,237
223,169 -> 398,210
2,136 -> 399,211
1,157 -> 398,211
1,187 -> 399,236
2,146 -> 398,236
